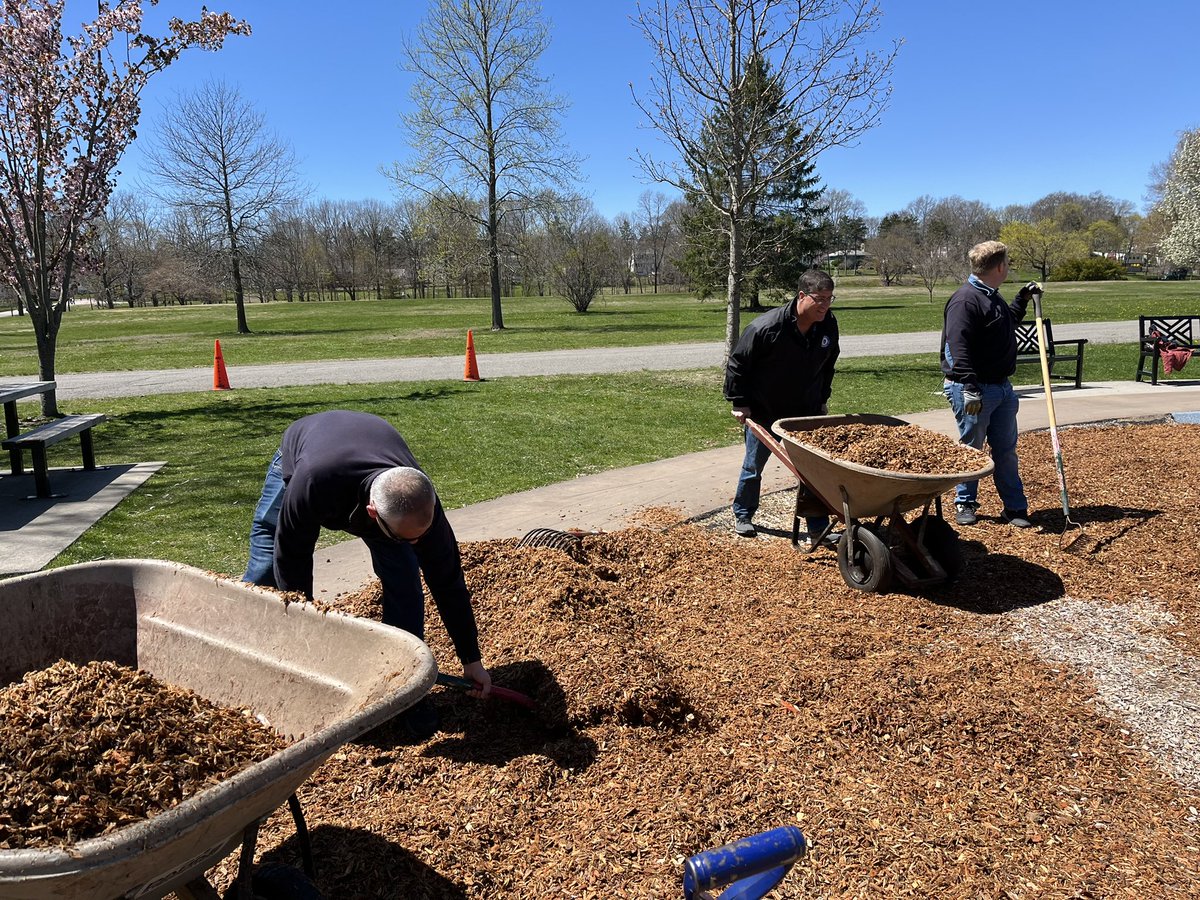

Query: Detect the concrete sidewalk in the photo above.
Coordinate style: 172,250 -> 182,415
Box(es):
309,378 -> 1200,601
0,462 -> 164,576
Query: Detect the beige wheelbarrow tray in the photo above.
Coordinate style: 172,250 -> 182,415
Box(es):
0,560 -> 437,900
754,414 -> 994,593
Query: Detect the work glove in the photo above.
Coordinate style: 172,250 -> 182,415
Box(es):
1015,281 -> 1044,303
963,388 -> 982,416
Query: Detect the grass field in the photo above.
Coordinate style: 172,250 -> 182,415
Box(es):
26,340 -> 1143,575
3,278 -> 1198,376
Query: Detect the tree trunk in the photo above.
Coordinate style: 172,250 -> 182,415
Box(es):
487,183 -> 504,330
724,218 -> 743,366
231,247 -> 250,334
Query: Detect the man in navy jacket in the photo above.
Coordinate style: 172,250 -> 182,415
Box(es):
724,269 -> 840,544
940,240 -> 1040,528
243,410 -> 491,733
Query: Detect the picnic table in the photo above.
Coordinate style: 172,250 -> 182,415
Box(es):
1,380 -> 54,476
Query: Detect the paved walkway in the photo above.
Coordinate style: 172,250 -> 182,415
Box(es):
50,320 -> 1137,399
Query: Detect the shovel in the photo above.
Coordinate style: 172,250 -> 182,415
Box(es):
1031,285 -> 1089,551
436,672 -> 537,709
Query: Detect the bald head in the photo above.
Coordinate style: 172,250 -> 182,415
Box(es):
370,466 -> 436,538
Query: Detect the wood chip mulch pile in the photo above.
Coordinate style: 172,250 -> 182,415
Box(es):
207,420 -> 1200,899
0,660 -> 284,850
786,423 -> 991,474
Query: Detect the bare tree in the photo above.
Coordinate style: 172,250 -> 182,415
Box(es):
864,212 -> 917,286
816,188 -> 867,253
904,195 -> 957,301
548,197 -> 613,312
393,0 -> 579,329
356,199 -> 398,300
87,192 -> 158,308
612,213 -> 639,294
143,80 -> 301,333
636,190 -> 675,293
631,0 -> 898,359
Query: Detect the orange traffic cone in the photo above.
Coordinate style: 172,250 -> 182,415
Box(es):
213,339 -> 231,390
463,330 -> 481,382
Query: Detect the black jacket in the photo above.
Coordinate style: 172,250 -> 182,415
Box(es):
274,410 -> 480,664
940,279 -> 1030,391
723,300 -> 839,427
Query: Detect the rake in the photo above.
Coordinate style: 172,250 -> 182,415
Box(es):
1031,285 -> 1090,551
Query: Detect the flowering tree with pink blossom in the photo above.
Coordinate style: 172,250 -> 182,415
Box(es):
0,0 -> 249,415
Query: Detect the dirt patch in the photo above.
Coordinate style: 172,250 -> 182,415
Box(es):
207,421 -> 1200,898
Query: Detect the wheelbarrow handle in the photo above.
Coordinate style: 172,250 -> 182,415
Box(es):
683,825 -> 807,900
435,672 -> 536,709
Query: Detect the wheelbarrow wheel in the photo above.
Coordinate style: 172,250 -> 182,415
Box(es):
249,863 -> 325,900
837,523 -> 893,593
911,514 -> 963,581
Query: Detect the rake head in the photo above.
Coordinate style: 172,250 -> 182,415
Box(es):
516,527 -> 588,553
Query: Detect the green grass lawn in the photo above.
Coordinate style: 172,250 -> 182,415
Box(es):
33,340 -> 1144,575
3,279 -> 1198,376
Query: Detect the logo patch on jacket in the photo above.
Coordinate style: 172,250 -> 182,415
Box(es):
821,336 -> 831,348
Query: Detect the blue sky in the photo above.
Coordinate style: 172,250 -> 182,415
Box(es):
110,0 -> 1198,221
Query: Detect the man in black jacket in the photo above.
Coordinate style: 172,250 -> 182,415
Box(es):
724,269 -> 839,544
940,240 -> 1040,528
242,410 -> 491,735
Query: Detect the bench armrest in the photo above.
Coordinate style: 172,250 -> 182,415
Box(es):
1048,338 -> 1087,354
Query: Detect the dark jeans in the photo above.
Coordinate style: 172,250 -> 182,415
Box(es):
733,425 -> 829,537
242,450 -> 426,637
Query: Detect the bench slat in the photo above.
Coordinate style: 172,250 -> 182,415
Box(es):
1,413 -> 106,449
2,413 -> 105,499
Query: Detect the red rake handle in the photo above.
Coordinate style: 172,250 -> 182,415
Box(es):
436,672 -> 536,709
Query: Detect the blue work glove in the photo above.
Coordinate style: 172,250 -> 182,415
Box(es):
963,388 -> 982,416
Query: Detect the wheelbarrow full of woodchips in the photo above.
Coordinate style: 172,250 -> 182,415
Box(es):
772,414 -> 994,593
0,560 -> 437,900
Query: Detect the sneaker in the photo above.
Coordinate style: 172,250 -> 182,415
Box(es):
733,518 -> 757,538
954,502 -> 978,526
1002,508 -> 1033,528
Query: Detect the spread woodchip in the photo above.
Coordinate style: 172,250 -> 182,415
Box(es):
9,424 -> 1190,900
108,423 -> 1200,896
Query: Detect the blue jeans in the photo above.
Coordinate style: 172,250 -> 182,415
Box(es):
242,451 -> 426,636
733,425 -> 829,536
243,451 -> 285,587
943,380 -> 1028,511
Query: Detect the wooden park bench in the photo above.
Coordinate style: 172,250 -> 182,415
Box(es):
1137,315 -> 1199,385
1014,319 -> 1088,389
1,413 -> 106,498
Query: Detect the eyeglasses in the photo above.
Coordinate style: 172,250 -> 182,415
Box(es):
804,292 -> 835,304
377,515 -> 422,544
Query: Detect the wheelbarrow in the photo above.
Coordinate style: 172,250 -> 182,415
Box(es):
770,414 -> 994,593
0,559 -> 437,900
